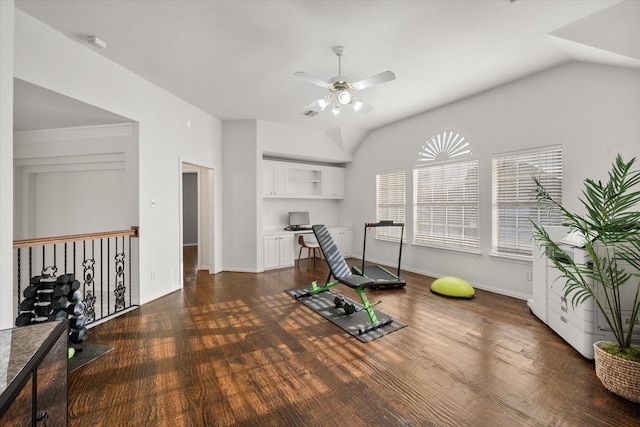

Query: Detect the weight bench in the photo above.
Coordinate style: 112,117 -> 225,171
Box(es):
295,224 -> 394,335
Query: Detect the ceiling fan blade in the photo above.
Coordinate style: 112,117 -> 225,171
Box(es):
351,70 -> 396,91
351,97 -> 374,114
301,96 -> 332,114
294,71 -> 331,89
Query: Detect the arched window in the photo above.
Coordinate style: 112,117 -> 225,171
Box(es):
413,131 -> 479,251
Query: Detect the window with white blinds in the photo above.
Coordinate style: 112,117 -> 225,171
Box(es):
413,159 -> 479,250
491,146 -> 563,258
376,170 -> 406,241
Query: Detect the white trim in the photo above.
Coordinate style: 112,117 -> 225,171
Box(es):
14,122 -> 134,143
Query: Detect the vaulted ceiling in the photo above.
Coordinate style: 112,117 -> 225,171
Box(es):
14,0 -> 640,152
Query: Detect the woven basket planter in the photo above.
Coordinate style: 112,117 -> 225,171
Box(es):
594,341 -> 640,403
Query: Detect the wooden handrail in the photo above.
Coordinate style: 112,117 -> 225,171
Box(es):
13,226 -> 139,249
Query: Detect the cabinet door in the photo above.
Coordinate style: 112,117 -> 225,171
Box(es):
322,167 -> 346,198
263,164 -> 274,195
322,168 -> 335,197
332,168 -> 346,198
340,230 -> 353,257
273,164 -> 288,195
263,236 -> 279,269
279,234 -> 295,267
263,163 -> 288,196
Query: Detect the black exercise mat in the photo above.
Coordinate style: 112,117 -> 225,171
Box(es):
285,285 -> 406,342
68,344 -> 113,373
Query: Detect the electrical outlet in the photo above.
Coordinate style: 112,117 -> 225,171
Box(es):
524,271 -> 532,281
151,270 -> 157,280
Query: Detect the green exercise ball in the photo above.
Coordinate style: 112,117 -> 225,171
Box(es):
431,276 -> 476,299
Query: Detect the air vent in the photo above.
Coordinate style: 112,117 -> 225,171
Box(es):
303,110 -> 319,117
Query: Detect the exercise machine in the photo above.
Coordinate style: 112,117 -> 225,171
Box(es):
351,220 -> 406,290
295,224 -> 393,335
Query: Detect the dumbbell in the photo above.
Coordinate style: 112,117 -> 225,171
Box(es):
57,273 -> 75,284
53,283 -> 71,297
48,309 -> 69,321
15,312 -> 35,326
51,295 -> 69,310
23,285 -> 39,299
69,327 -> 88,344
68,289 -> 83,303
20,298 -> 36,311
36,290 -> 54,302
69,280 -> 81,291
334,296 -> 356,315
34,303 -> 53,317
65,301 -> 85,316
69,314 -> 87,329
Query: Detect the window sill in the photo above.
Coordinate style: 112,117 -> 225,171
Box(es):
490,251 -> 532,263
412,242 -> 481,256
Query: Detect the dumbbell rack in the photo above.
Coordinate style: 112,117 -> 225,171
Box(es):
15,273 -> 89,347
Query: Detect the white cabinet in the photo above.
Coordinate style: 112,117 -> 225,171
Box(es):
331,228 -> 353,257
322,167 -> 345,199
262,160 -> 345,199
263,162 -> 288,196
263,234 -> 294,270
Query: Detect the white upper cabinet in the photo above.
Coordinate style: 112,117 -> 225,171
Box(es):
322,167 -> 345,199
263,160 -> 345,199
263,161 -> 288,196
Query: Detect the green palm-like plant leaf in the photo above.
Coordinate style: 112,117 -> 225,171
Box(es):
532,154 -> 640,349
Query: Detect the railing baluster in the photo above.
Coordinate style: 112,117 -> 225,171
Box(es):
16,248 -> 21,312
129,235 -> 132,307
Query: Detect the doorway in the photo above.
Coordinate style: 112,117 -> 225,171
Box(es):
182,171 -> 198,280
180,162 -> 214,287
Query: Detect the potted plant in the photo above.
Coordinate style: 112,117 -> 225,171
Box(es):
531,154 -> 640,402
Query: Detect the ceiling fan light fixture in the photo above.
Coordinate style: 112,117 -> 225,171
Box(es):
337,90 -> 351,105
316,97 -> 331,110
295,45 -> 395,118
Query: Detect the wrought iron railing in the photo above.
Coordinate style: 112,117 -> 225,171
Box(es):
13,227 -> 140,327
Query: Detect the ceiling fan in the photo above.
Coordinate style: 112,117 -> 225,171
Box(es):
294,46 -> 395,116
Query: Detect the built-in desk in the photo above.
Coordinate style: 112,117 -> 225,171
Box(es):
0,320 -> 68,425
263,226 -> 353,270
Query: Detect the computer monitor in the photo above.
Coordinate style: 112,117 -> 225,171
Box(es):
288,211 -> 310,228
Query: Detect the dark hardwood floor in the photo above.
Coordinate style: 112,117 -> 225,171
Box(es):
68,247 -> 640,426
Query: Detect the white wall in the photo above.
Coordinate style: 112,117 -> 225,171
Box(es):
346,62 -> 640,299
258,120 -> 353,164
14,123 -> 138,239
0,0 -> 15,329
262,198 -> 342,229
222,120 -> 260,272
11,10 -> 223,308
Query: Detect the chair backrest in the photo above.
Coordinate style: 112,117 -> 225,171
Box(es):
298,235 -> 306,246
312,224 -> 351,280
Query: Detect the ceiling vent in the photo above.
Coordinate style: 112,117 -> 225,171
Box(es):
302,110 -> 319,117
